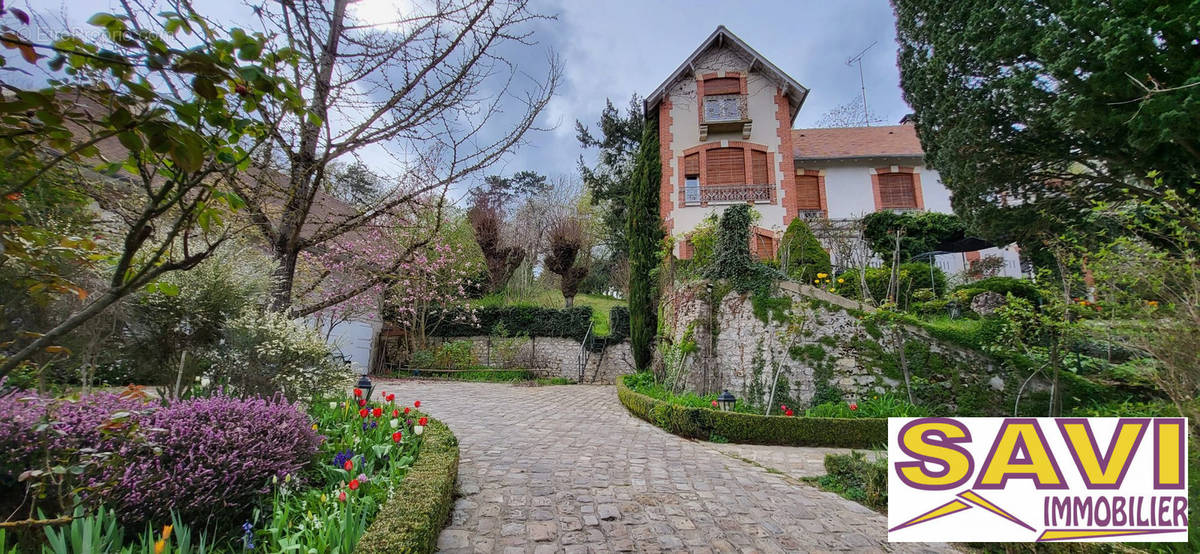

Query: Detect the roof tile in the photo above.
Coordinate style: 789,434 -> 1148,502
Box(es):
791,125 -> 924,160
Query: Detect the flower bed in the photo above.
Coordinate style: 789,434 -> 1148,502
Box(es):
0,386 -> 458,553
617,375 -> 887,448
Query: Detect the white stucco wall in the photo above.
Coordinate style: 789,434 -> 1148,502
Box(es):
812,161 -> 953,219
312,316 -> 381,373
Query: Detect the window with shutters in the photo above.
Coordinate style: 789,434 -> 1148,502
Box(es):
795,174 -> 824,215
878,172 -> 918,209
751,150 -> 769,184
701,77 -> 745,123
705,147 -> 745,186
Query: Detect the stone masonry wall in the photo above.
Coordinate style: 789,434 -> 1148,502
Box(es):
664,281 -> 1047,414
430,336 -> 633,384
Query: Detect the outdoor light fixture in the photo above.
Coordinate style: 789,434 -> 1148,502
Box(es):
339,352 -> 374,401
716,390 -> 736,411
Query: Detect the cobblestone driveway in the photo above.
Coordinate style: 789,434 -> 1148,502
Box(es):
378,380 -> 953,553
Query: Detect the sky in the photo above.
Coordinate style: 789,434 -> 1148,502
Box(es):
20,0 -> 911,197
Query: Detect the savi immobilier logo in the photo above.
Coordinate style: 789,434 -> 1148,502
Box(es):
888,417 -> 1188,542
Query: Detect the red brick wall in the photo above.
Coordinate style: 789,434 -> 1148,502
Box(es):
775,90 -> 798,224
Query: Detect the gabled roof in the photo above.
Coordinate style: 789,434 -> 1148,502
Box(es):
644,26 -> 809,123
791,125 -> 925,161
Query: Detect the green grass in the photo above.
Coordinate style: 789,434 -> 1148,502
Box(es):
473,290 -> 624,335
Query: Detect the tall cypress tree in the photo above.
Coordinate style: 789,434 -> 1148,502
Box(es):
626,121 -> 662,371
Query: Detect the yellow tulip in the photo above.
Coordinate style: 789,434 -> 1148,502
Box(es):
163,525 -> 172,541
154,539 -> 165,554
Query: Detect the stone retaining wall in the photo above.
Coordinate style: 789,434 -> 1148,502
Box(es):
663,282 -> 1047,414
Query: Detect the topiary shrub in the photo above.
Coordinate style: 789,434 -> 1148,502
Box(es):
356,416 -> 459,554
779,217 -> 832,284
617,375 -> 885,448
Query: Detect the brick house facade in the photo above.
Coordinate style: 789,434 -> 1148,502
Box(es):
644,26 -> 1023,277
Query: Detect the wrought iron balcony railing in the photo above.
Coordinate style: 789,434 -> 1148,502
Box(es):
685,184 -> 773,205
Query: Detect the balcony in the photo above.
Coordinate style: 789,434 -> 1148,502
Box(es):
700,94 -> 751,140
685,184 -> 773,206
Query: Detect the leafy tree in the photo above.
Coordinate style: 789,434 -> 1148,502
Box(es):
544,217 -> 590,307
579,96 -> 644,257
468,202 -> 526,294
469,171 -> 549,213
234,0 -> 559,312
627,123 -> 662,371
894,0 -> 1200,246
0,8 -> 304,377
860,211 -> 966,261
779,218 -> 832,284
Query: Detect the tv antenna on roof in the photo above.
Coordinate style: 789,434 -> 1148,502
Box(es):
846,41 -> 877,126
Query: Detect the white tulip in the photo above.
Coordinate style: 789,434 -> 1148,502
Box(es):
390,418 -> 399,428
414,425 -> 424,435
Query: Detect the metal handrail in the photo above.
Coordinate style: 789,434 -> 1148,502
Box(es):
578,319 -> 594,382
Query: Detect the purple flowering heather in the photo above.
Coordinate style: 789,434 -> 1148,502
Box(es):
94,393 -> 320,528
0,389 -> 319,531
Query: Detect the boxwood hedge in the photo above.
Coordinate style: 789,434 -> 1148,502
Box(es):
617,375 -> 886,448
355,416 -> 459,554
428,305 -> 629,351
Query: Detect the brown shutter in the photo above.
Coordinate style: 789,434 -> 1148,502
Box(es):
878,173 -> 917,209
683,153 -> 699,176
751,150 -> 769,184
705,147 -> 745,186
704,77 -> 740,96
795,175 -> 821,210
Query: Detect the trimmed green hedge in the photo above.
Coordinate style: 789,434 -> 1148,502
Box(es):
355,416 -> 459,554
428,305 -> 629,351
616,375 -> 886,448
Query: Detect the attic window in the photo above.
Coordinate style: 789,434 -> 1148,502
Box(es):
704,77 -> 741,96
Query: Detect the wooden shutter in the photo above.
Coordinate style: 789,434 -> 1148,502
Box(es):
704,77 -> 740,96
751,150 -> 769,184
754,232 -> 774,261
795,175 -> 821,210
878,173 -> 917,209
683,153 -> 699,176
705,147 -> 745,186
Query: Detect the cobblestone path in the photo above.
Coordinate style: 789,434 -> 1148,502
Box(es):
378,380 -> 954,553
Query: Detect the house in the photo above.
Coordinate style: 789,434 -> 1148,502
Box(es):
645,26 -> 1022,277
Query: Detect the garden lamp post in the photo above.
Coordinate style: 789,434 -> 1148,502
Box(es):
716,390 -> 736,411
347,356 -> 374,401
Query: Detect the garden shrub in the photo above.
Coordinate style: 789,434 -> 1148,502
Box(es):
617,375 -> 885,448
208,309 -> 352,400
952,276 -> 1042,304
0,390 -> 320,531
836,262 -> 946,308
779,217 -> 831,284
356,416 -> 460,554
818,451 -> 888,512
434,340 -> 476,369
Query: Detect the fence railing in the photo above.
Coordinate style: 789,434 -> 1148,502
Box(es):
688,184 -> 772,205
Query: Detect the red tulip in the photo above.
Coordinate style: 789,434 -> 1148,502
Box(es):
348,479 -> 360,490
785,410 -> 794,417
711,400 -> 718,407
403,407 -> 410,414
343,460 -> 353,471
353,388 -> 362,397
392,431 -> 402,443
392,409 -> 400,418
358,409 -> 368,418
357,399 -> 366,407
413,400 -> 421,408
849,403 -> 858,411
372,407 -> 382,418
338,491 -> 347,502
418,417 -> 428,426
780,404 -> 787,411
387,393 -> 395,402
